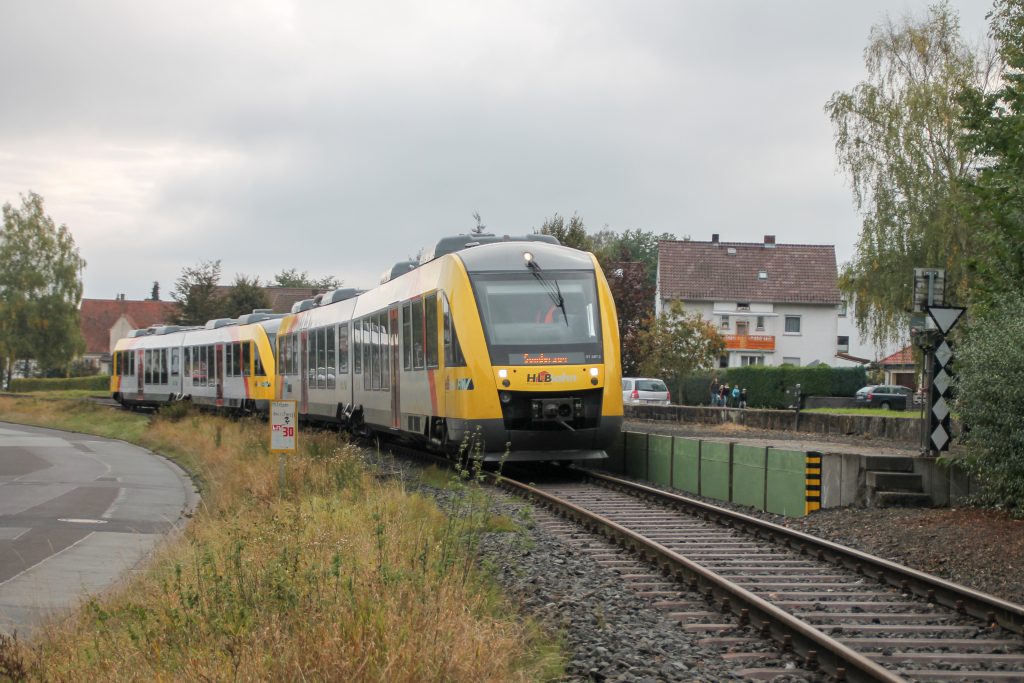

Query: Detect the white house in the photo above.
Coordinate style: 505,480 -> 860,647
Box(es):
657,234 -> 844,368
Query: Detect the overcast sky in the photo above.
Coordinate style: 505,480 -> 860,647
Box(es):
0,1 -> 993,300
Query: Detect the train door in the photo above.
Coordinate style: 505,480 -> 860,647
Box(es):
300,330 -> 309,415
136,349 -> 144,399
215,343 -> 224,406
389,305 -> 400,428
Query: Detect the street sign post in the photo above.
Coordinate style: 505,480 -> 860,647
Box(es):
270,400 -> 297,493
271,400 -> 297,452
924,305 -> 966,455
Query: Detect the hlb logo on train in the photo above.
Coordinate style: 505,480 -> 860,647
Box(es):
527,371 -> 577,383
445,377 -> 475,391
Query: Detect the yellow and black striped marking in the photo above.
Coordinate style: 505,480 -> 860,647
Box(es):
805,451 -> 822,514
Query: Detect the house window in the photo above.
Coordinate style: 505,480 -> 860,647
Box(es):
784,315 -> 801,333
740,355 -> 764,366
756,316 -> 765,331
737,302 -> 750,311
758,271 -> 768,280
838,300 -> 848,317
782,357 -> 801,366
837,336 -> 850,353
718,354 -> 729,368
720,315 -> 730,330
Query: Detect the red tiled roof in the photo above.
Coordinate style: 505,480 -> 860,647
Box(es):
211,286 -> 326,314
658,239 -> 841,305
79,299 -> 180,354
880,345 -> 915,367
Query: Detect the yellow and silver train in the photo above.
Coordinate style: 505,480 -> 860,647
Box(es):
110,312 -> 280,412
110,238 -> 623,462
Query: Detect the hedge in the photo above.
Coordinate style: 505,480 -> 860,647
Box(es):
9,375 -> 111,392
668,366 -> 867,409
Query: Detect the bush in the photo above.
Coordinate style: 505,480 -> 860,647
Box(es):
8,375 -> 111,392
956,292 -> 1024,514
669,366 -> 867,409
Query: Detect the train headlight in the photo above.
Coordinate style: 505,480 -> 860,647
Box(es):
499,391 -> 512,404
589,368 -> 599,377
498,369 -> 508,379
523,251 -> 534,265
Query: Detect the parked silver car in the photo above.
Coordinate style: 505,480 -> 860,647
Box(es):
622,377 -> 671,405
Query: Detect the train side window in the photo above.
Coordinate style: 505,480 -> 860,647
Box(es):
326,326 -> 336,389
402,302 -> 412,371
353,320 -> 362,375
201,346 -> 209,387
380,312 -> 390,391
364,318 -> 372,389
316,327 -> 326,390
163,349 -> 170,384
338,324 -> 349,374
233,343 -> 242,377
442,293 -> 466,367
242,342 -> 251,376
425,293 -> 438,369
412,298 -> 424,370
171,348 -> 180,379
371,316 -> 382,390
254,343 -> 266,376
144,350 -> 151,384
278,336 -> 286,375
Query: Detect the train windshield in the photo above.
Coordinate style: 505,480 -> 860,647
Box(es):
470,270 -> 603,365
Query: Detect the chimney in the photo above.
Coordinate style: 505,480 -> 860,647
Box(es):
764,234 -> 776,248
711,233 -> 720,244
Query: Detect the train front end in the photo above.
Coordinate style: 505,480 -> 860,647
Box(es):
446,241 -> 623,461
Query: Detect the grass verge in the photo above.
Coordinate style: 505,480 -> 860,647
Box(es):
0,398 -> 562,681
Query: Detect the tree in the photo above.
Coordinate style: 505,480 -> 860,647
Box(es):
593,228 -> 676,289
634,302 -> 724,398
960,0 -> 1024,304
825,3 -> 997,346
604,260 -> 655,376
0,192 -> 86,382
955,290 -> 1024,513
150,281 -> 160,301
471,211 -> 486,235
221,275 -> 270,318
172,260 -> 224,325
539,213 -> 593,251
272,268 -> 341,290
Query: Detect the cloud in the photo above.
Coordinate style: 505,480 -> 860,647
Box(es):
0,0 -> 993,298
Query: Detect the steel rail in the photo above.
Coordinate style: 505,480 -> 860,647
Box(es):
493,472 -> 903,683
584,469 -> 1024,635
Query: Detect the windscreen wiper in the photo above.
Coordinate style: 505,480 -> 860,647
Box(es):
529,262 -> 568,325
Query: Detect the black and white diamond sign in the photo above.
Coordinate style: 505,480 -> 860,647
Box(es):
930,339 -> 955,452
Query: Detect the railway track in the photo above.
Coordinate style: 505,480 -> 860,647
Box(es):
495,466 -> 1024,683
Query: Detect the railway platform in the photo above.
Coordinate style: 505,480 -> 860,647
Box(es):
609,418 -> 975,515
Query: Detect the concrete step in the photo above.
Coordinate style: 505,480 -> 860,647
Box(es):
867,471 -> 924,492
873,491 -> 933,508
864,455 -> 915,472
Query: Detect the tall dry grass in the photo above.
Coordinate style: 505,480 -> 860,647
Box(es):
0,400 -> 561,681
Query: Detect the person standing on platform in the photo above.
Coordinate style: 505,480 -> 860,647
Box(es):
740,387 -> 748,409
710,377 -> 720,406
731,384 -> 740,407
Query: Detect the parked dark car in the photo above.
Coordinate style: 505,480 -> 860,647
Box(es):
854,385 -> 911,410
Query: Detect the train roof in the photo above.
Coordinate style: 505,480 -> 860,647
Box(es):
420,233 -> 559,264
456,240 -> 595,273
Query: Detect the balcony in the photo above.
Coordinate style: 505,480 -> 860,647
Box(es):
723,334 -> 775,351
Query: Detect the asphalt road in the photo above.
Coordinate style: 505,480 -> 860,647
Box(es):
0,421 -> 198,636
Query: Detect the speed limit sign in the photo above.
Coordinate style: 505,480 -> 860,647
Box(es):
270,400 -> 297,452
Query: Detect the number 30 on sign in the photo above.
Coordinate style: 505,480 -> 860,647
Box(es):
270,400 -> 298,452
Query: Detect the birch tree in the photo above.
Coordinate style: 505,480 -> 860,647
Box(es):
0,192 -> 86,381
826,3 -> 997,345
